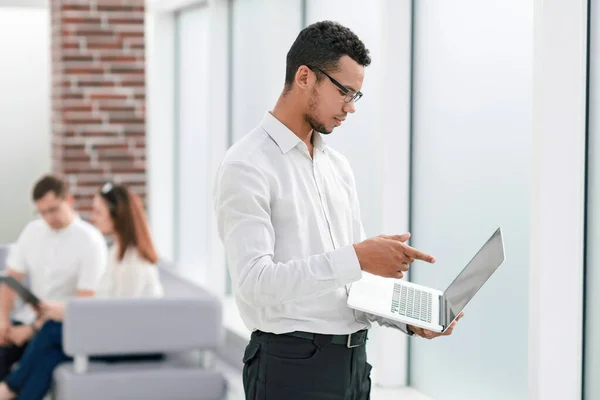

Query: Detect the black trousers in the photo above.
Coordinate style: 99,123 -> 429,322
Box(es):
243,330 -> 372,400
0,321 -> 27,381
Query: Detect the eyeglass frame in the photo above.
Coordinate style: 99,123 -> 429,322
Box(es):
306,65 -> 363,104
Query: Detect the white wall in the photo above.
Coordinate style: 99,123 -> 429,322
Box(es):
0,7 -> 51,243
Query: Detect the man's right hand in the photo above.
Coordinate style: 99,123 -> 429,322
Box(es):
353,233 -> 436,279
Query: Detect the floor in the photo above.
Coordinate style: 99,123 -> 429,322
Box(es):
226,384 -> 432,400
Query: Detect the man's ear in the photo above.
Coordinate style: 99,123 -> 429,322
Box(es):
64,194 -> 75,207
295,65 -> 312,90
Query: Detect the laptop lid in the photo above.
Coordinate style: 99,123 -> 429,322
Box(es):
442,228 -> 505,328
0,276 -> 40,307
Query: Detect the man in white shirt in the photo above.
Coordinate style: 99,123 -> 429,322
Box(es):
214,21 -> 463,399
0,175 -> 107,380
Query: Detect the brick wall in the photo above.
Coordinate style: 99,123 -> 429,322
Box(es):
51,0 -> 146,214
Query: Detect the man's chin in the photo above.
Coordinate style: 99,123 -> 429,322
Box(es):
318,126 -> 334,135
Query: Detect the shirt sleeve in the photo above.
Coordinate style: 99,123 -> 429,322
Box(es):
6,223 -> 33,274
214,161 -> 362,308
76,233 -> 108,292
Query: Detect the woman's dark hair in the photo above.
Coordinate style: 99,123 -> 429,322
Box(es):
284,20 -> 371,89
99,182 -> 158,264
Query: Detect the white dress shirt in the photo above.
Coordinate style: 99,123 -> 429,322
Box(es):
214,112 -> 410,335
7,216 -> 107,300
96,246 -> 164,298
7,216 -> 108,323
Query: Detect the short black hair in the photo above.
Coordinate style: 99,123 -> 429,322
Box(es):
32,175 -> 69,201
284,21 -> 371,89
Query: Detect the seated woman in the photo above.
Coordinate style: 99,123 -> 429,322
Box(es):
0,182 -> 164,400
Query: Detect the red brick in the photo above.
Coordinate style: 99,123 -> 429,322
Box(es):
62,42 -> 81,50
63,17 -> 102,25
109,66 -> 144,74
98,55 -> 138,62
89,93 -> 127,100
61,104 -> 92,113
64,151 -> 90,162
54,81 -> 72,88
110,165 -> 145,174
86,42 -> 124,50
120,80 -> 144,88
74,30 -> 116,38
108,17 -> 144,25
79,130 -> 121,137
61,5 -> 91,11
98,105 -> 135,112
64,116 -> 103,124
92,143 -> 129,151
78,81 -> 117,88
97,5 -> 142,12
62,55 -> 95,62
62,143 -> 86,151
110,116 -> 145,124
61,93 -> 85,100
64,67 -> 104,75
119,31 -> 144,39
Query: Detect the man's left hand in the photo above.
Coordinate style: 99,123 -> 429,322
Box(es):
6,325 -> 34,347
39,301 -> 66,322
408,311 -> 464,339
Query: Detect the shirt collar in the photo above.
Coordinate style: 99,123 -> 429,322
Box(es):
260,111 -> 327,154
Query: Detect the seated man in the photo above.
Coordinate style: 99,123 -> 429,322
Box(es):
0,174 -> 107,379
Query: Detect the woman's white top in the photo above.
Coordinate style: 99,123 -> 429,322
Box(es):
96,245 -> 164,298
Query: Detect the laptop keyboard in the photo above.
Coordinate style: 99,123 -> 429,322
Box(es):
391,283 -> 432,323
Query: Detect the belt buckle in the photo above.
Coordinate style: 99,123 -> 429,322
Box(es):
346,333 -> 360,348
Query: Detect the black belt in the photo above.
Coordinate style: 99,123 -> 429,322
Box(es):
278,329 -> 368,348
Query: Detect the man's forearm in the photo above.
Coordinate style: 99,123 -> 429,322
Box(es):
0,270 -> 25,324
0,289 -> 16,324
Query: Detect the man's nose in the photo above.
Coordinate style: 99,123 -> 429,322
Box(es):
343,100 -> 356,114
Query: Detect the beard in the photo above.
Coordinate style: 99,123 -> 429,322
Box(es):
304,90 -> 333,135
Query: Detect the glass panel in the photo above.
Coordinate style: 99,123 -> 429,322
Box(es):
410,1 -> 532,399
175,6 -> 211,285
584,1 -> 600,398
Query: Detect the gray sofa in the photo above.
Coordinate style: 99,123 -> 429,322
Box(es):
0,244 -> 227,400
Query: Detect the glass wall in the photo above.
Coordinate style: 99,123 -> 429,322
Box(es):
231,0 -> 303,142
409,1 -> 532,399
585,0 -> 600,398
174,5 -> 212,285
305,0 -> 385,238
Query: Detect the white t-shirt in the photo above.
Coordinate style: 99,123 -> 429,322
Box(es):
96,245 -> 164,298
6,216 -> 108,301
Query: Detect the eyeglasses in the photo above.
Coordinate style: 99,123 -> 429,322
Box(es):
306,65 -> 363,104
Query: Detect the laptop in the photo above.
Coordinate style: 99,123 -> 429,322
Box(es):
0,275 -> 40,308
347,227 -> 505,333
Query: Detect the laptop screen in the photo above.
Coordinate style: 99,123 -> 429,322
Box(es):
443,228 -> 505,326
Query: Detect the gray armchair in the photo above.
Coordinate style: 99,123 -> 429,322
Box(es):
0,245 -> 227,400
53,264 -> 227,400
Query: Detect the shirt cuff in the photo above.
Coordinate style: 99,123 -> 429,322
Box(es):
329,245 -> 363,286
